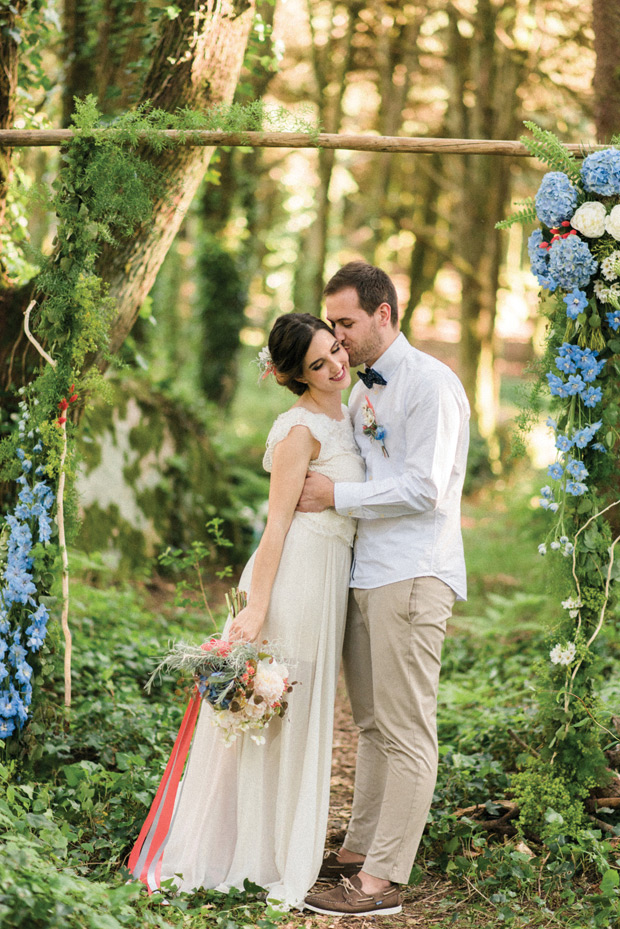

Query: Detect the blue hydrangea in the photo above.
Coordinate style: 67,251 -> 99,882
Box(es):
580,354 -> 606,383
548,462 -> 564,479
581,149 -> 620,196
535,172 -> 579,227
564,289 -> 588,320
566,480 -> 588,496
548,236 -> 598,290
528,230 -> 558,291
556,354 -> 576,375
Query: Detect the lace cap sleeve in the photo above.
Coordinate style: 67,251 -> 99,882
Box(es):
263,408 -> 326,473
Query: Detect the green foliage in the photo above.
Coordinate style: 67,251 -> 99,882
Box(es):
521,121 -> 583,184
496,197 -> 537,231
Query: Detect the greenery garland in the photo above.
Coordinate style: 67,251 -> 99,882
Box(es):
499,124 -> 620,846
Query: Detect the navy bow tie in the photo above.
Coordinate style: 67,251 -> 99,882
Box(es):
357,367 -> 387,389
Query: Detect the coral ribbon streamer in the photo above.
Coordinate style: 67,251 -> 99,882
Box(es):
128,689 -> 201,891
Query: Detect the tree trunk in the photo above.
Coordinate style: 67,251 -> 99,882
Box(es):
592,0 -> 620,142
0,0 -> 27,279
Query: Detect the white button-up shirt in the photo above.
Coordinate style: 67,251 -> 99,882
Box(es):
334,333 -> 470,600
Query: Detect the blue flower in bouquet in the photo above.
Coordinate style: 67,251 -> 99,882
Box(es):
535,172 -> 578,227
607,311 -> 620,331
528,230 -> 558,290
583,385 -> 603,408
548,236 -> 598,290
581,149 -> 620,196
204,671 -> 234,708
546,416 -> 558,431
579,353 -> 606,382
0,663 -> 8,684
566,480 -> 588,496
548,462 -> 564,480
592,442 -> 607,453
566,458 -> 588,480
564,289 -> 588,320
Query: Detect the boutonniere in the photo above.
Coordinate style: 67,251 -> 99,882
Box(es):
361,395 -> 389,457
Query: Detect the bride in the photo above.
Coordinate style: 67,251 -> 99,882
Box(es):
130,312 -> 365,908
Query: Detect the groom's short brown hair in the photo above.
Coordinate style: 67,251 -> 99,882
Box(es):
323,261 -> 399,326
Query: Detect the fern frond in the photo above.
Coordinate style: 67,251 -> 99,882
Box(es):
496,198 -> 537,230
521,122 -> 582,184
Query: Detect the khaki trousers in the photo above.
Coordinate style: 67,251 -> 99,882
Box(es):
342,576 -> 455,884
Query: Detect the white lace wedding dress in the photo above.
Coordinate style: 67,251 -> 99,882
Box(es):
153,407 -> 365,908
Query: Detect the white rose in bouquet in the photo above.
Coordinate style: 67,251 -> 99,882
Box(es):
606,205 -> 620,240
570,201 -> 607,238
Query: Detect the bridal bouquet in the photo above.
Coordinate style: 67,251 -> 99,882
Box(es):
146,590 -> 295,746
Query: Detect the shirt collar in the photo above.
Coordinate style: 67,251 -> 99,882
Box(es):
370,332 -> 409,381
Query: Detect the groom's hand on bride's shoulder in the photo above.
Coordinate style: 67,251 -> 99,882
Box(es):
296,472 -> 335,512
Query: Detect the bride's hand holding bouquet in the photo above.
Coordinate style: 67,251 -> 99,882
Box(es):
227,603 -> 265,644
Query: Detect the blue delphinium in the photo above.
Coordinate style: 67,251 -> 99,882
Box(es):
535,172 -> 579,227
563,289 -> 588,320
0,440 -> 54,739
581,149 -> 620,196
548,236 -> 598,291
607,311 -> 620,331
583,385 -> 603,408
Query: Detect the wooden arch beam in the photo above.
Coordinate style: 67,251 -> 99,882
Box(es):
0,129 -> 604,156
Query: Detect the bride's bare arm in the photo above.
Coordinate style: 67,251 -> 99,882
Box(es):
227,425 -> 319,642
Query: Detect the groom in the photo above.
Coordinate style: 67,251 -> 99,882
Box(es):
298,261 -> 470,917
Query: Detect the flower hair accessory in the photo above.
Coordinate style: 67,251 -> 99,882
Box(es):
361,395 -> 389,457
256,346 -> 276,381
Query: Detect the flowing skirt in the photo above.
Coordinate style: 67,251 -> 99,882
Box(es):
153,517 -> 352,908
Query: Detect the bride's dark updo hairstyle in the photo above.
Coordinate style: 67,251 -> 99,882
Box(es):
268,313 -> 335,396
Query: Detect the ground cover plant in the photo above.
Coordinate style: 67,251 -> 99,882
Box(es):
1,469 -> 619,928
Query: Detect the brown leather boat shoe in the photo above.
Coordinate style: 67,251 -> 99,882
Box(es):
317,851 -> 363,881
305,875 -> 402,916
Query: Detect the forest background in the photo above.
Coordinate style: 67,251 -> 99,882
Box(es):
2,0 -> 620,927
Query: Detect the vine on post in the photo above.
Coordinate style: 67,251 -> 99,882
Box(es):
499,124 -> 620,843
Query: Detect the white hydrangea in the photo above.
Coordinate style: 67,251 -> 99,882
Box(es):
601,251 -> 620,281
606,204 -> 620,240
570,201 -> 607,237
550,641 -> 577,666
